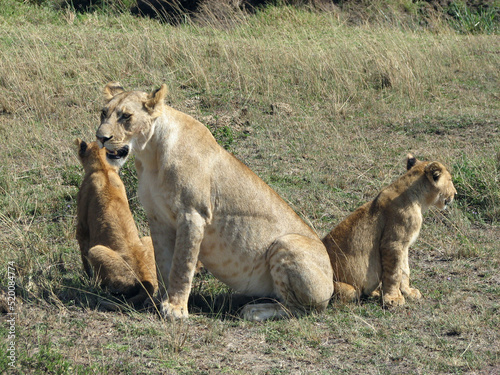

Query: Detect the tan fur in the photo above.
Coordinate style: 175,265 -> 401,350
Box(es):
95,82 -> 333,321
322,155 -> 456,307
75,139 -> 158,307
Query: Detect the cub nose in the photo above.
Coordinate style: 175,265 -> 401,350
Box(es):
96,135 -> 113,144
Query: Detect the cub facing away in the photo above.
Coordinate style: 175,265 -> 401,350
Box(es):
95,83 -> 334,321
75,139 -> 158,307
322,154 -> 456,307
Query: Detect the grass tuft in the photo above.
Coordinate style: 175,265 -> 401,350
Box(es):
448,1 -> 500,34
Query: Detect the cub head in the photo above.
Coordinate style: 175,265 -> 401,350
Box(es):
74,138 -> 118,173
95,82 -> 168,167
406,154 -> 457,210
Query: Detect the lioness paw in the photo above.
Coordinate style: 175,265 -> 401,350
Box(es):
240,303 -> 290,322
161,302 -> 189,321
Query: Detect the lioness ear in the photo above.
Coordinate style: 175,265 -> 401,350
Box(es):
406,154 -> 417,170
425,162 -> 442,183
103,82 -> 125,102
74,138 -> 88,158
145,84 -> 168,114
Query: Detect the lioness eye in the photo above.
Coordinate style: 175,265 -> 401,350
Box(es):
100,109 -> 107,122
121,113 -> 132,121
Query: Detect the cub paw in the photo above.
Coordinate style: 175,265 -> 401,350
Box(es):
404,287 -> 422,300
369,289 -> 381,299
144,296 -> 162,310
334,282 -> 359,302
161,301 -> 188,321
382,293 -> 405,307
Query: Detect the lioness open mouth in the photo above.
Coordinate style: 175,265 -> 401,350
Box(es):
106,145 -> 129,160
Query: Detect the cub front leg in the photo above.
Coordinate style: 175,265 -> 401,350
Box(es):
162,211 -> 206,321
400,247 -> 422,300
76,225 -> 92,278
380,240 -> 406,307
139,236 -> 159,295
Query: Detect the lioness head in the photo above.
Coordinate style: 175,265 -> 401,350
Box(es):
95,82 -> 168,167
74,138 -> 118,173
407,154 -> 457,210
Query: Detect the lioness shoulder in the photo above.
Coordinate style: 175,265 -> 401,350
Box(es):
322,154 -> 456,307
75,139 -> 157,307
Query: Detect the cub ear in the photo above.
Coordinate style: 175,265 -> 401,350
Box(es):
425,162 -> 443,183
74,138 -> 88,158
103,82 -> 125,102
406,153 -> 417,170
145,84 -> 168,114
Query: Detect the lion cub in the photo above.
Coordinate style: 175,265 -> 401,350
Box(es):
75,139 -> 158,307
323,154 -> 456,307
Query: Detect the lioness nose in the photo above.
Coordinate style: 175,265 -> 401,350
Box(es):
96,135 -> 113,144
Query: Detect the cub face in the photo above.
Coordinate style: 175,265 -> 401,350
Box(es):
95,82 -> 168,168
74,138 -> 117,173
407,154 -> 457,210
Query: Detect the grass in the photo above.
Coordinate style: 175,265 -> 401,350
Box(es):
1,0 -> 499,373
448,1 -> 500,34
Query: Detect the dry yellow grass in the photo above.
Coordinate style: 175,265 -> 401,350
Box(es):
0,1 -> 499,373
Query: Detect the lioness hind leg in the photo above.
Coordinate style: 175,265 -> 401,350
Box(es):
241,234 -> 334,321
88,245 -> 138,294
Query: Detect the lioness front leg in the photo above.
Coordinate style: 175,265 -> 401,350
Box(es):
148,219 -> 176,293
161,211 -> 206,320
400,248 -> 422,300
241,234 -> 334,321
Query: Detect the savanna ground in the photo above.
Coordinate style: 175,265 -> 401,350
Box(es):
0,0 -> 499,373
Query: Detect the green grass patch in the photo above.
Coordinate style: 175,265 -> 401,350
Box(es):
448,1 -> 500,34
453,153 -> 500,224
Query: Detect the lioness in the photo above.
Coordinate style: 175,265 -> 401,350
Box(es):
95,82 -> 333,321
75,139 -> 158,307
322,154 -> 456,307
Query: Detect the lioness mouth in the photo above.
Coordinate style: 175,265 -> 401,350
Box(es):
106,146 -> 129,160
